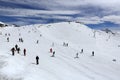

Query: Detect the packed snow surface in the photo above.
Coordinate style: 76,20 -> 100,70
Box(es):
0,22 -> 120,80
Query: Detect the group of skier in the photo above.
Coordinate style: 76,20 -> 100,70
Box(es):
8,30 -> 96,65
63,42 -> 69,47
19,38 -> 24,42
5,33 -> 10,42
75,49 -> 95,58
5,33 -> 10,36
11,44 -> 26,56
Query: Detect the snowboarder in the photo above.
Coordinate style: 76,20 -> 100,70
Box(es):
17,47 -> 20,54
92,51 -> 94,56
23,48 -> 26,56
11,47 -> 15,56
7,37 -> 9,42
50,48 -> 53,53
36,56 -> 39,65
15,44 -> 18,50
52,51 -> 55,57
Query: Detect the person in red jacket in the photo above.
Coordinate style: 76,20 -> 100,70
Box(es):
23,48 -> 26,56
50,48 -> 53,53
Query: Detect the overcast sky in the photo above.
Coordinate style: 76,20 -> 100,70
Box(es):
0,0 -> 120,29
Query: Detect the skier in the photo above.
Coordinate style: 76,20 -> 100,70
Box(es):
19,33 -> 21,36
19,38 -> 21,42
52,51 -> 55,57
15,44 -> 18,50
40,34 -> 42,37
52,42 -> 54,47
63,42 -> 65,46
50,48 -> 53,53
5,33 -> 7,36
8,33 -> 10,36
66,43 -> 68,47
7,37 -> 9,42
11,47 -> 15,56
113,59 -> 116,62
36,56 -> 39,65
92,51 -> 94,56
21,38 -> 23,43
23,48 -> 26,56
80,49 -> 83,53
36,40 -> 39,44
17,47 -> 20,54
75,53 -> 79,58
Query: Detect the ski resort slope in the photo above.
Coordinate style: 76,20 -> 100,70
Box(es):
0,22 -> 120,80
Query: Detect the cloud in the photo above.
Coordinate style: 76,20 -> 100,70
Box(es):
75,16 -> 103,24
0,8 -> 80,16
102,15 -> 120,24
74,15 -> 120,25
1,0 -> 120,28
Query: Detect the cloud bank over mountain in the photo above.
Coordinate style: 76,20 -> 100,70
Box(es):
0,0 -> 120,29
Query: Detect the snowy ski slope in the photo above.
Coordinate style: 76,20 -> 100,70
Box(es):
0,22 -> 120,80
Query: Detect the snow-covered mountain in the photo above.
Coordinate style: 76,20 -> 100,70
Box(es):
0,21 -> 10,27
0,22 -> 120,80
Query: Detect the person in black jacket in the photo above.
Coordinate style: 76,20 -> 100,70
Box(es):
92,51 -> 94,56
81,49 -> 83,53
15,44 -> 18,50
23,48 -> 26,56
17,47 -> 20,54
36,56 -> 39,65
51,51 -> 55,57
7,37 -> 9,42
11,47 -> 15,56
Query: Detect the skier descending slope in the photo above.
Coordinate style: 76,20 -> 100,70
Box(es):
80,49 -> 83,53
7,37 -> 9,42
51,51 -> 55,57
92,51 -> 94,56
74,52 -> 79,59
17,47 -> 20,54
8,33 -> 10,36
50,48 -> 53,53
36,56 -> 39,65
15,44 -> 18,50
23,48 -> 26,56
11,47 -> 15,56
36,40 -> 39,44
